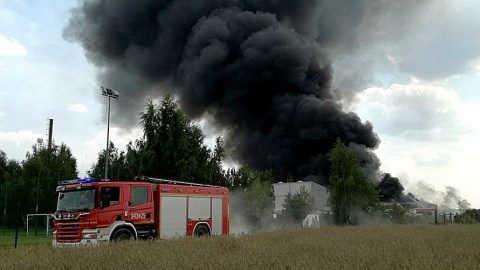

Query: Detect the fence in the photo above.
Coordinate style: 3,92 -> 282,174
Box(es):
443,212 -> 461,225
1,205 -> 53,248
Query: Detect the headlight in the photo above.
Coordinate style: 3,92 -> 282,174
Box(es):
82,233 -> 97,239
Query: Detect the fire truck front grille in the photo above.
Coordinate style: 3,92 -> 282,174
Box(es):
56,226 -> 82,243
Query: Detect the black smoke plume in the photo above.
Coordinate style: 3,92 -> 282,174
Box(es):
64,0 -> 386,185
377,173 -> 404,202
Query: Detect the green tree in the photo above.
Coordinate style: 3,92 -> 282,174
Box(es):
390,203 -> 409,224
460,209 -> 479,224
0,150 -> 6,181
328,139 -> 378,225
0,150 -> 22,227
22,143 -> 78,214
88,142 -> 130,181
283,185 -> 315,221
205,137 -> 227,186
225,166 -> 255,189
89,95 -> 227,186
0,151 -> 8,197
0,144 -> 77,227
243,170 -> 275,225
228,167 -> 275,227
138,96 -> 227,185
136,97 -> 208,183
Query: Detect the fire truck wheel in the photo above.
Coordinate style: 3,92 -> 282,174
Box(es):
194,225 -> 210,237
112,228 -> 134,241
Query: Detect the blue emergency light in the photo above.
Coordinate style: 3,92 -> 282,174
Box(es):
58,177 -> 96,185
78,177 -> 95,183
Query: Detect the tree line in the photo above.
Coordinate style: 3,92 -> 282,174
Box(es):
0,96 -> 278,228
1,95 -> 410,228
0,143 -> 77,226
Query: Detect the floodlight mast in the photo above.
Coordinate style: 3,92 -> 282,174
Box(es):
101,87 -> 119,180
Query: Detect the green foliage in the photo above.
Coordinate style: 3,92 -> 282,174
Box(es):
390,203 -> 409,224
328,138 -> 378,225
283,185 -> 315,221
230,167 -> 275,225
88,142 -> 131,181
460,209 -> 479,224
0,143 -> 78,227
0,151 -> 22,227
137,96 -> 227,185
224,167 -> 254,189
137,96 -> 196,182
22,143 -> 78,214
376,203 -> 410,224
89,95 -> 227,186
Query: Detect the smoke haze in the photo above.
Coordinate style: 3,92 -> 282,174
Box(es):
64,1 -> 431,185
409,181 -> 471,211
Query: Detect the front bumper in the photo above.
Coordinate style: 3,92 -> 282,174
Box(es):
52,229 -> 107,247
52,238 -> 100,247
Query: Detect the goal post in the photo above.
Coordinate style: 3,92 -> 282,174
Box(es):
26,214 -> 54,237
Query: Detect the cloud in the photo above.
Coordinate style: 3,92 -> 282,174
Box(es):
71,127 -> 143,177
472,59 -> 480,75
0,111 -> 5,120
0,130 -> 43,161
386,54 -> 397,65
353,79 -> 472,141
323,1 -> 480,99
0,33 -> 27,56
393,3 -> 480,80
68,103 -> 87,113
0,130 -> 41,145
411,147 -> 450,167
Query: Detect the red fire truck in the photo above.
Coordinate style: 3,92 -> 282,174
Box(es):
52,177 -> 229,246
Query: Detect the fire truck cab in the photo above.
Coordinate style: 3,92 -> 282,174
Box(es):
52,177 -> 229,246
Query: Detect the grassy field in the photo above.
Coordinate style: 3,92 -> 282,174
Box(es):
0,229 -> 51,248
1,225 -> 479,270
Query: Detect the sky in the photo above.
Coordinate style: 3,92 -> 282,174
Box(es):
1,1 -> 479,208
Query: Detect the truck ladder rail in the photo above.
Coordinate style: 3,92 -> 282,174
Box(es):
140,176 -> 222,188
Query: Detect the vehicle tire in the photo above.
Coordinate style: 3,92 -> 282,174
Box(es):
193,224 -> 210,237
112,228 -> 134,242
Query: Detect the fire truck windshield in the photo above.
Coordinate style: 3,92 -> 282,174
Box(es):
56,188 -> 97,212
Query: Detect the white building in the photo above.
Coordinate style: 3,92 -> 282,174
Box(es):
273,181 -> 329,214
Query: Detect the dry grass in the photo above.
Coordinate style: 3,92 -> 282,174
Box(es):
2,224 -> 480,270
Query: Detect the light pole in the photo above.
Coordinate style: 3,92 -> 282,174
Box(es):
101,87 -> 119,180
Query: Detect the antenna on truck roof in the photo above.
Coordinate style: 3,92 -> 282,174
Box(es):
138,176 -> 223,188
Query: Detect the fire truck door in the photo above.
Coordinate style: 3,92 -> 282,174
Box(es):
129,185 -> 153,224
98,186 -> 123,226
